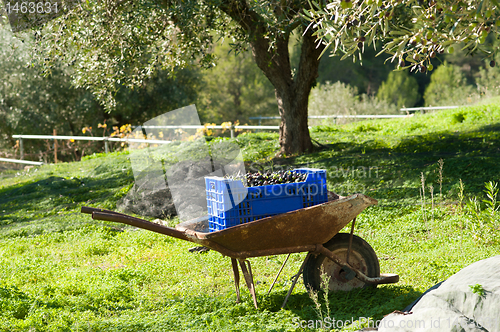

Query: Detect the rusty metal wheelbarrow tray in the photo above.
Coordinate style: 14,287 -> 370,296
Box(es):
84,193 -> 375,258
174,193 -> 377,258
82,193 -> 398,308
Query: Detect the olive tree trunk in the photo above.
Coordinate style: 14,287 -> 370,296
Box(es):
218,2 -> 325,156
251,30 -> 324,156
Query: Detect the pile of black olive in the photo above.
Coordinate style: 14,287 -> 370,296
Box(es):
225,170 -> 307,187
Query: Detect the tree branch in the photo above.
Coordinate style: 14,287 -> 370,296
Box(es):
294,28 -> 325,96
218,0 -> 261,34
218,0 -> 292,86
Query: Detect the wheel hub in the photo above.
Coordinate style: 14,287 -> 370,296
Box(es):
320,248 -> 368,291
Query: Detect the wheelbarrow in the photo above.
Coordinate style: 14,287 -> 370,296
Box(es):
81,193 -> 399,309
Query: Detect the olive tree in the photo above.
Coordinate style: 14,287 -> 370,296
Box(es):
0,25 -> 102,159
0,22 -> 200,160
12,0 -> 330,156
305,0 -> 500,72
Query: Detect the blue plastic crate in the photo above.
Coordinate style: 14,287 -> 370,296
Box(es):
205,168 -> 327,232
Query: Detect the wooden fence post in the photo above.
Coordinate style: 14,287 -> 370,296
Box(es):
53,129 -> 58,163
19,137 -> 24,160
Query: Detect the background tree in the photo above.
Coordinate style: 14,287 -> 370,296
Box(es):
476,53 -> 500,99
114,68 -> 202,125
377,71 -> 419,108
308,81 -> 398,126
0,24 -> 201,161
0,25 -> 103,160
424,62 -> 474,106
316,44 -> 396,95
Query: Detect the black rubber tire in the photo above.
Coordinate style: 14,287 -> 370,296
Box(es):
303,233 -> 380,292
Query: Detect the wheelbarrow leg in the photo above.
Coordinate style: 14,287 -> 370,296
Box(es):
281,252 -> 311,309
238,259 -> 258,309
231,258 -> 241,303
267,253 -> 291,295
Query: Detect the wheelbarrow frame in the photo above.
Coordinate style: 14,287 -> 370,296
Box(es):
81,193 -> 398,308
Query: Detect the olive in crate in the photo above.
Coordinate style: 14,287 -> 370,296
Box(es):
225,170 -> 308,187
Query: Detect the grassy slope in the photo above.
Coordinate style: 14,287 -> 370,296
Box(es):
0,105 -> 499,331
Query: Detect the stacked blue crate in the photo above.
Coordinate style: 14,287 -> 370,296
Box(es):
205,168 -> 327,232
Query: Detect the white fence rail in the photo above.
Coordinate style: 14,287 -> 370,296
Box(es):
10,126 -> 272,164
11,134 -> 175,164
6,108 -> 457,165
400,106 -> 459,112
250,106 -> 459,124
249,114 -> 411,125
134,125 -> 278,130
0,157 -> 44,166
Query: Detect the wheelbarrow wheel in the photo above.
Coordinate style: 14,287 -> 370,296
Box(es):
303,233 -> 380,292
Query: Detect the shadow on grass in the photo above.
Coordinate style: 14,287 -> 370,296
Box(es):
261,284 -> 421,322
278,124 -> 500,200
0,174 -> 132,225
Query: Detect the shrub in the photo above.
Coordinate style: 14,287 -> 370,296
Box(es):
308,81 -> 397,125
424,63 -> 476,106
476,57 -> 500,99
377,71 -> 420,108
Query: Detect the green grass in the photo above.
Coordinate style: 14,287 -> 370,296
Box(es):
1,104 -> 500,331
